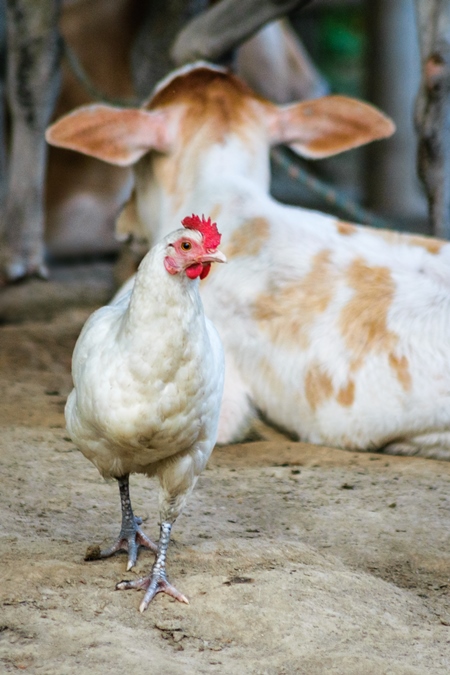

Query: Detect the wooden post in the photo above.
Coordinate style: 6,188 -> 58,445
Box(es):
415,0 -> 450,239
367,0 -> 427,229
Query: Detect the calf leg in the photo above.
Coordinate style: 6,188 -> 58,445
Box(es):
216,355 -> 255,444
383,431 -> 450,461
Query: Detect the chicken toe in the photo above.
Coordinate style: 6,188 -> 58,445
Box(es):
116,570 -> 189,612
116,521 -> 188,611
85,475 -> 157,570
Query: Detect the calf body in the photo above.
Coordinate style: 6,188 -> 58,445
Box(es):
47,63 -> 450,460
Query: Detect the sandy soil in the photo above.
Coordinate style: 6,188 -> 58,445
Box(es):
1,295 -> 450,674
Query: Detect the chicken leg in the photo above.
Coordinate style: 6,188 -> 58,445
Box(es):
85,475 -> 157,570
116,521 -> 189,612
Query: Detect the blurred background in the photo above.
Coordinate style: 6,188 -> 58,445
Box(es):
0,0 -> 436,325
40,0 -> 428,265
276,0 -> 427,234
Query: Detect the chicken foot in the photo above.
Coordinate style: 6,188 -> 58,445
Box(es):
116,521 -> 189,612
85,475 -> 157,570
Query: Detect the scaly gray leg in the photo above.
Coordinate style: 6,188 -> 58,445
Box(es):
85,474 -> 157,571
116,521 -> 189,612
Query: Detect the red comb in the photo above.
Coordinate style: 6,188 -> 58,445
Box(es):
181,214 -> 221,250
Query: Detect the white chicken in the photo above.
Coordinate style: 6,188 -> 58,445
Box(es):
65,214 -> 226,612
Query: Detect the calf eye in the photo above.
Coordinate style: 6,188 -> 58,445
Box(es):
181,241 -> 192,251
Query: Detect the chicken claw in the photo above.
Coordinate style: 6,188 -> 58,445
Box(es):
85,475 -> 157,570
116,521 -> 189,611
116,571 -> 189,612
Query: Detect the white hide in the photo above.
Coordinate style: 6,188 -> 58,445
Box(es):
134,71 -> 450,458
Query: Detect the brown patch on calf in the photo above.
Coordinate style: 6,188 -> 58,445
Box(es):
388,230 -> 443,255
149,68 -> 261,149
359,225 -> 444,255
388,354 -> 412,391
253,249 -> 335,349
152,153 -> 181,206
149,68 -> 256,112
337,221 -> 357,236
225,218 -> 270,259
305,365 -> 333,412
405,234 -> 443,255
336,380 -> 355,407
339,259 -> 412,393
257,356 -> 285,400
340,258 -> 397,370
147,68 -> 263,204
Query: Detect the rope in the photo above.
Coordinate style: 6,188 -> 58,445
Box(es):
271,146 -> 392,230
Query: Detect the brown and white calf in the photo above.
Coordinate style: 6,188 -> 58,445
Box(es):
47,63 -> 450,460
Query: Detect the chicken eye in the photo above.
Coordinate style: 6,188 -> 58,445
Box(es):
181,241 -> 192,251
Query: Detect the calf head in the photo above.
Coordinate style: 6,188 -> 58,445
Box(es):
46,62 -> 395,240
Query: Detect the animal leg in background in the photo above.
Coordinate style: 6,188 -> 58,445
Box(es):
85,474 -> 157,571
0,0 -> 61,281
216,355 -> 255,444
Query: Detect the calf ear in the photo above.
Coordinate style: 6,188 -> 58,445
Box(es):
267,94 -> 395,158
45,104 -> 172,166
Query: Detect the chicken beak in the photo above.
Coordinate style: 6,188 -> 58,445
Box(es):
200,249 -> 227,265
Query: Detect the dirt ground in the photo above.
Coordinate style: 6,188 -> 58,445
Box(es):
1,275 -> 450,674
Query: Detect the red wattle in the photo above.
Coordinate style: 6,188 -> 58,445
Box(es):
200,263 -> 211,279
185,262 -> 211,279
185,263 -> 203,279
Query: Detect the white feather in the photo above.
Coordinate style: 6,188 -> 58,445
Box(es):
66,227 -> 224,519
